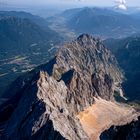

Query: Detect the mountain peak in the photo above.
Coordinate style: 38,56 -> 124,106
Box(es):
77,33 -> 95,41
0,34 -> 137,140
56,34 -> 121,83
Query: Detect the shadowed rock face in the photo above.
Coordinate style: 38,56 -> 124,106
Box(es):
0,34 -> 125,140
100,116 -> 140,140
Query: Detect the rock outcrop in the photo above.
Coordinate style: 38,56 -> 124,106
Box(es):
0,34 -> 138,140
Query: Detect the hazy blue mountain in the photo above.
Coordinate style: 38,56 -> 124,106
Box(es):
67,8 -> 140,38
104,35 -> 140,100
131,11 -> 140,19
0,12 -> 62,96
50,7 -> 140,39
0,11 -> 50,29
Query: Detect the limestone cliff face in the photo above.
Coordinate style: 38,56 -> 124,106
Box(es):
0,34 -> 125,140
53,34 -> 122,101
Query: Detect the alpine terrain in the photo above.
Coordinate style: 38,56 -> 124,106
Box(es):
0,11 -> 62,97
105,35 -> 140,101
0,34 -> 139,140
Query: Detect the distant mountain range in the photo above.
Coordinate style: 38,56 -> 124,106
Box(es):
0,11 -> 50,29
105,35 -> 140,101
48,7 -> 140,39
0,11 -> 62,96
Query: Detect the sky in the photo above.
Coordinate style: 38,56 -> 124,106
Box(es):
1,0 -> 140,7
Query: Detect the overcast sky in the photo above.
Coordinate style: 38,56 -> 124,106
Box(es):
1,0 -> 140,7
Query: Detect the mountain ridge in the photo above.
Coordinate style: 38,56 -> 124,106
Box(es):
48,7 -> 140,39
0,34 -> 139,140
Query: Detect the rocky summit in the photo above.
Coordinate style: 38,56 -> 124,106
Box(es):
0,34 -> 139,140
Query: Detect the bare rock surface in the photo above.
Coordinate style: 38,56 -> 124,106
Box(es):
77,97 -> 139,140
0,34 -> 138,140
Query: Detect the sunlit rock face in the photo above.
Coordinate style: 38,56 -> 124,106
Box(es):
77,97 -> 138,140
0,34 -> 138,140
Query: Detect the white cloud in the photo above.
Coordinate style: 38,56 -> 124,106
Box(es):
115,0 -> 127,10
